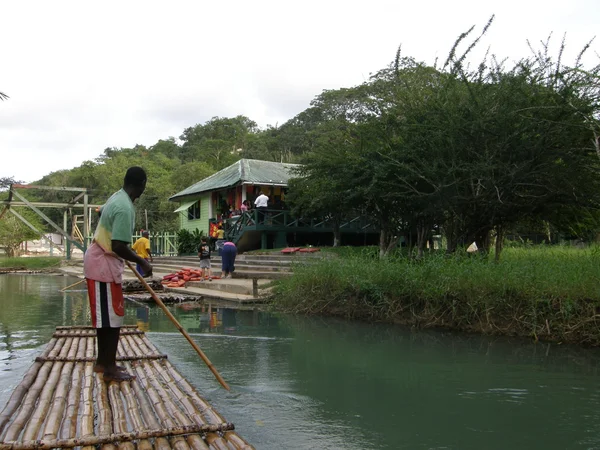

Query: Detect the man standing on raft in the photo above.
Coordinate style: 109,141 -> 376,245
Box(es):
84,166 -> 152,382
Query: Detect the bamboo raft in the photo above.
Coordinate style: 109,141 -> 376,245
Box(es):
0,326 -> 253,450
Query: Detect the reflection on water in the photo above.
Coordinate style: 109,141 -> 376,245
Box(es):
3,275 -> 600,449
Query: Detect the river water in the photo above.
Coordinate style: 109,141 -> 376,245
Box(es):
1,274 -> 600,449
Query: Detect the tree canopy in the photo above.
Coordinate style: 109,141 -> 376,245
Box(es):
2,21 -> 600,260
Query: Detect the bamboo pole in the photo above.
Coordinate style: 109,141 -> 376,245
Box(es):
60,336 -> 87,439
0,338 -> 59,436
42,337 -> 79,439
59,279 -> 85,292
35,354 -> 167,363
129,367 -> 173,450
120,336 -> 172,450
140,360 -> 207,450
3,350 -> 62,441
156,359 -> 237,449
80,355 -> 95,450
21,336 -> 74,441
131,363 -> 190,450
0,424 -> 235,450
52,330 -> 143,338
145,358 -> 218,450
125,261 -> 230,391
119,373 -> 153,450
107,382 -> 135,450
133,333 -> 241,449
95,372 -> 116,450
55,325 -> 138,330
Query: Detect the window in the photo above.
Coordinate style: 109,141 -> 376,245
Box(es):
187,201 -> 201,220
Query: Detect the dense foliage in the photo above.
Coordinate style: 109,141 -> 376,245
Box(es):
272,246 -> 600,345
2,20 -> 599,259
288,22 -> 600,258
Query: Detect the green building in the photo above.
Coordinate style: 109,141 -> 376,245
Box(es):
170,158 -> 378,252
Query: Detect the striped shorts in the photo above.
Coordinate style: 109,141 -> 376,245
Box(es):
86,279 -> 125,328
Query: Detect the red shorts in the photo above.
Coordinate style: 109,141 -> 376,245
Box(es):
86,279 -> 125,328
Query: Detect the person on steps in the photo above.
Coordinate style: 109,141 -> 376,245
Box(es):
221,240 -> 237,279
198,237 -> 213,281
84,166 -> 152,382
132,230 -> 153,276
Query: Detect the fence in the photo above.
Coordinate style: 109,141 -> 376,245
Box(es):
131,232 -> 178,257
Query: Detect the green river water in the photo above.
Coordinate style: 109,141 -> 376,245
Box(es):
1,274 -> 600,449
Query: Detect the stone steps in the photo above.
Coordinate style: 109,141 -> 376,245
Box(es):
59,253 -> 297,301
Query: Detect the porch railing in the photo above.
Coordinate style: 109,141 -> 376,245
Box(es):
224,209 -> 376,244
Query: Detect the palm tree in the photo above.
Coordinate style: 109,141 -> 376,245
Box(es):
0,92 -> 9,100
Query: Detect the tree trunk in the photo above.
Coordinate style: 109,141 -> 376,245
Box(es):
474,228 -> 492,257
415,222 -> 428,259
332,222 -> 341,247
379,229 -> 397,258
494,225 -> 504,262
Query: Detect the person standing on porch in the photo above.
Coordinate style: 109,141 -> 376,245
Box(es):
254,190 -> 269,224
132,230 -> 153,276
84,166 -> 152,382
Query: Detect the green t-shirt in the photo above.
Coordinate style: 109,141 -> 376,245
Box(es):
93,189 -> 135,252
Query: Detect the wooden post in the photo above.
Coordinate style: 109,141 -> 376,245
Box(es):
83,193 -> 88,252
63,210 -> 69,260
252,278 -> 258,298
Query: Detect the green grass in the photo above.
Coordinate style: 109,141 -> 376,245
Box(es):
0,256 -> 63,270
271,245 -> 600,345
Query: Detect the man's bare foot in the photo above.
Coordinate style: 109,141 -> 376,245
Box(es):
94,364 -> 128,374
103,369 -> 136,382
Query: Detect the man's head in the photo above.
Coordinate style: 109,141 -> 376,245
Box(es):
123,167 -> 147,201
142,230 -> 149,238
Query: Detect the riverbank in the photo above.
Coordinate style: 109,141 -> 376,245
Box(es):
271,246 -> 600,345
0,256 -> 63,272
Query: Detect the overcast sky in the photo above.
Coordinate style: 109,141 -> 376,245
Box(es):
1,0 -> 598,183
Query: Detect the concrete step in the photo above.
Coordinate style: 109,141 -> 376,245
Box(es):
162,285 -> 265,304
185,278 -> 271,296
153,253 -> 324,264
151,262 -> 292,273
230,270 -> 290,280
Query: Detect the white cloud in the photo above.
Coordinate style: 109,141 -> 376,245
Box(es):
1,0 -> 598,182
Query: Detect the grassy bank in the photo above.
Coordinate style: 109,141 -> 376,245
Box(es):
271,246 -> 600,345
0,256 -> 63,270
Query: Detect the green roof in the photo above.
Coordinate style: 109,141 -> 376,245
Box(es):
169,159 -> 301,201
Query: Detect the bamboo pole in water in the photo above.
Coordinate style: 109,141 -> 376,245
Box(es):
59,279 -> 86,292
125,261 -> 230,391
0,424 -> 235,450
0,337 -> 59,436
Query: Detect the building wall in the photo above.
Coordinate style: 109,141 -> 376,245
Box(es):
178,194 -> 211,236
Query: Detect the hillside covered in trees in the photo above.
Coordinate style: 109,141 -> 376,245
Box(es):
3,20 -> 600,259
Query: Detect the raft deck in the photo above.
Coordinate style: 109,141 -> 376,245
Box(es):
0,326 -> 253,450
